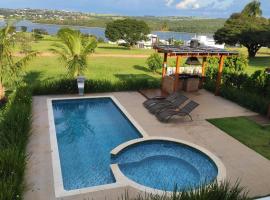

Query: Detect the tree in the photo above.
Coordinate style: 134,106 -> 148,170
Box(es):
21,26 -> 27,32
32,28 -> 48,41
160,21 -> 169,31
241,0 -> 262,17
146,53 -> 162,72
0,23 -> 37,101
50,28 -> 97,78
214,1 -> 270,58
16,32 -> 34,54
105,19 -> 150,47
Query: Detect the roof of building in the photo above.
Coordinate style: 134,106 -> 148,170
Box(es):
154,45 -> 239,57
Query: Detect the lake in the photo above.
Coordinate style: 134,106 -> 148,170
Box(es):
0,20 -> 208,41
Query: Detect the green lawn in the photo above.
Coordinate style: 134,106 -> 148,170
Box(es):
208,117 -> 270,160
14,35 -> 269,81
95,43 -> 154,55
229,47 -> 270,74
24,56 -> 161,84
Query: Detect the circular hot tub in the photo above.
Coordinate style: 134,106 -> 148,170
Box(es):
111,138 -> 225,192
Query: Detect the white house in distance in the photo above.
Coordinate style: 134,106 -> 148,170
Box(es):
108,34 -> 168,49
186,35 -> 225,49
137,34 -> 169,49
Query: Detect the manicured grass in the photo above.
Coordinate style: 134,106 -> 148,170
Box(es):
208,117 -> 270,160
95,43 -> 154,55
24,56 -> 161,83
229,47 -> 270,74
13,35 -> 269,83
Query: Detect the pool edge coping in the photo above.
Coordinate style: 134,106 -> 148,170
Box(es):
110,137 -> 226,195
47,95 -> 149,198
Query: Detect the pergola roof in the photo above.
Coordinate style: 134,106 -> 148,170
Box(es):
154,45 -> 239,57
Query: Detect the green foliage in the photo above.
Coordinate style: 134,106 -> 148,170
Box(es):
32,28 -> 48,35
204,66 -> 270,115
16,32 -> 34,54
51,27 -> 97,78
105,19 -> 150,47
214,1 -> 270,57
224,54 -> 248,72
241,0 -> 262,17
207,54 -> 248,74
0,86 -> 32,200
32,28 -> 48,41
169,18 -> 225,33
128,181 -> 249,200
146,53 -> 163,72
173,40 -> 184,46
97,37 -> 105,43
0,23 -> 37,99
32,78 -> 160,95
20,26 -> 27,32
32,15 -> 225,33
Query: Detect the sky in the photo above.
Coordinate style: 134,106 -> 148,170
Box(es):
0,0 -> 269,18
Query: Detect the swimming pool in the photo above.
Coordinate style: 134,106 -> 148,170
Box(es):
48,96 -> 225,198
52,97 -> 142,190
112,140 -> 218,191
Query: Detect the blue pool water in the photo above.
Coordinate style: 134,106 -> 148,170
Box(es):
52,98 -> 218,192
52,98 -> 141,190
112,141 -> 218,191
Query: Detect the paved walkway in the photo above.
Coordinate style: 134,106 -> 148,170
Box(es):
24,89 -> 270,200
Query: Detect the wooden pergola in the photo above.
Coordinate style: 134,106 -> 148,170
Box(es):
154,45 -> 239,96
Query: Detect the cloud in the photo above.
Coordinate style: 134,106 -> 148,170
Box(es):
165,0 -> 174,6
176,0 -> 199,9
175,0 -> 234,10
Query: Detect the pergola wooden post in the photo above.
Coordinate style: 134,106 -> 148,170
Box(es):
161,53 -> 168,91
215,55 -> 226,96
162,53 -> 168,78
201,57 -> 207,77
174,56 -> 181,92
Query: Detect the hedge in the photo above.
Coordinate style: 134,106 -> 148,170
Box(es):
0,86 -> 32,200
32,78 -> 161,95
204,71 -> 270,115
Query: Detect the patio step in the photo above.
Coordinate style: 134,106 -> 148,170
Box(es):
139,89 -> 168,99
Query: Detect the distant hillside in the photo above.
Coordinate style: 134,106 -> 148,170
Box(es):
0,8 -> 226,33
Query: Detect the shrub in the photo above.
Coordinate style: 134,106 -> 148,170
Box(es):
204,67 -> 270,115
207,54 -> 248,73
98,37 -> 105,43
128,181 -> 249,200
0,86 -> 32,200
146,53 -> 163,72
32,78 -> 161,95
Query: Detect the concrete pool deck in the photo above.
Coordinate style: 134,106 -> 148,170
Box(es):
24,89 -> 270,200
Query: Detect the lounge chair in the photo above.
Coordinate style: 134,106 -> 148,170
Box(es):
148,95 -> 188,114
143,92 -> 180,109
156,101 -> 199,122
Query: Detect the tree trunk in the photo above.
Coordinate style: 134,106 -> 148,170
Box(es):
0,83 -> 5,101
246,44 -> 261,58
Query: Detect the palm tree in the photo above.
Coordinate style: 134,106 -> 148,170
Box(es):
241,0 -> 262,17
0,22 -> 37,101
51,28 -> 97,78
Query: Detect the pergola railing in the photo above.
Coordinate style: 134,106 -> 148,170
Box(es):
154,45 -> 239,96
